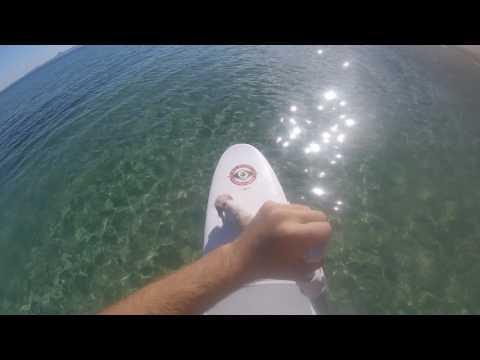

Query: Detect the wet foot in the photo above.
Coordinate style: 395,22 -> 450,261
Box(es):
215,194 -> 253,229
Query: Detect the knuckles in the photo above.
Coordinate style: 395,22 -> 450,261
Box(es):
276,223 -> 295,239
260,201 -> 283,220
258,201 -> 332,238
260,200 -> 276,213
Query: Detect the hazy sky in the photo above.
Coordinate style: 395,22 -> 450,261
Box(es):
0,45 -> 74,92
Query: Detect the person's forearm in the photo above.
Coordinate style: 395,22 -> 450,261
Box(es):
98,201 -> 332,315
98,239 -> 253,315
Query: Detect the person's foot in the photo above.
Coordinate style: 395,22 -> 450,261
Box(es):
215,194 -> 253,229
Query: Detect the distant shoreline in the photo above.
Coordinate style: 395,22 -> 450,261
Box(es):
1,45 -> 478,97
456,45 -> 480,63
0,45 -> 84,96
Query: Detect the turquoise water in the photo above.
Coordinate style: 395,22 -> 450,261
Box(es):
1,45 -> 480,314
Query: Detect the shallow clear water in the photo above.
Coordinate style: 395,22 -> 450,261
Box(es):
1,45 -> 480,314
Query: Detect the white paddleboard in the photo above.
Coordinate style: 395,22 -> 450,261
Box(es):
203,144 -> 325,315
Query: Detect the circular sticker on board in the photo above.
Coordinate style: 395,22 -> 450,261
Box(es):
229,164 -> 257,186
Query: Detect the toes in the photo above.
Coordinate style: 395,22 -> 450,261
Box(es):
215,194 -> 233,210
214,194 -> 253,229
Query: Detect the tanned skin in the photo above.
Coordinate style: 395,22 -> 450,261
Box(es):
99,201 -> 331,315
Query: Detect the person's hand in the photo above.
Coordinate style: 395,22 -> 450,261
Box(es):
229,201 -> 332,282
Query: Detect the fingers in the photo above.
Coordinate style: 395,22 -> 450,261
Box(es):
263,201 -> 327,223
295,221 -> 332,248
289,208 -> 328,223
287,203 -> 311,211
285,203 -> 327,223
262,201 -> 310,213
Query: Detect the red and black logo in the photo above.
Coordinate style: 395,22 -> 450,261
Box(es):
229,164 -> 256,186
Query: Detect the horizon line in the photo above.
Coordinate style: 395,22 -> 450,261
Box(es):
0,45 -> 84,95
